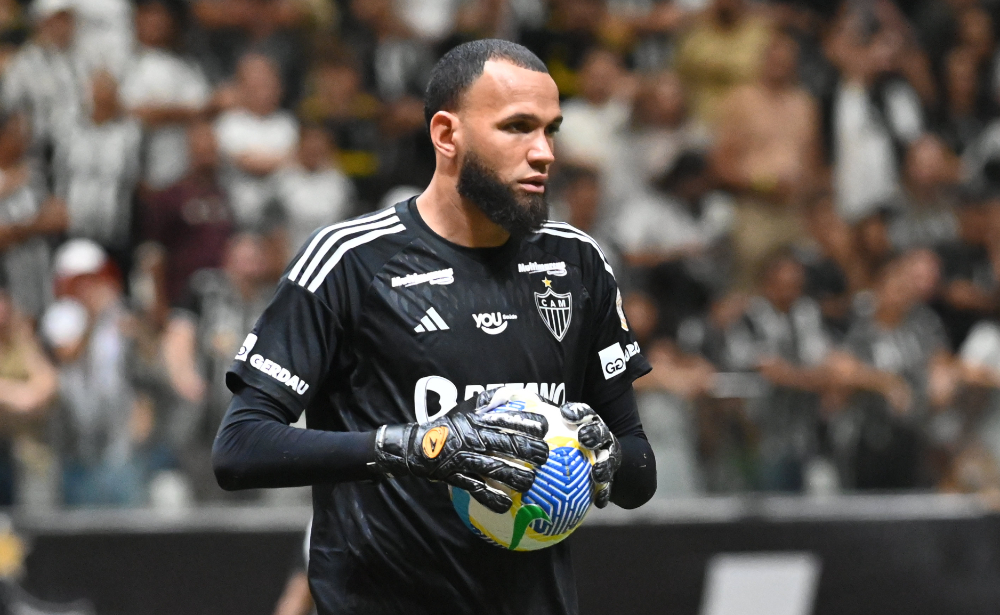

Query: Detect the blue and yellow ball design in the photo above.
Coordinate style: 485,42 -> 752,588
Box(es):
450,392 -> 598,551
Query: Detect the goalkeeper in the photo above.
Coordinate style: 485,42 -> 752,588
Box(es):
212,39 -> 656,615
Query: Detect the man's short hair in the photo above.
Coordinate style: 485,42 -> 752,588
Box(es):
424,39 -> 548,128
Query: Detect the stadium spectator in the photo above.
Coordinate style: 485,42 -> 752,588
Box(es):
70,0 -> 133,78
190,0 -> 309,94
723,251 -> 832,491
44,239 -> 145,506
549,165 -> 622,277
712,31 -> 822,290
0,110 -> 66,319
797,193 -> 856,342
940,13 -> 994,156
0,0 -> 28,69
52,70 -> 142,260
162,230 -> 273,500
629,292 -> 709,496
125,241 -> 202,508
675,290 -> 757,492
888,135 -> 960,251
518,0 -> 607,97
555,48 -> 633,194
141,121 -> 233,304
341,0 -> 436,201
214,53 -> 298,228
852,204 -> 897,290
827,5 -> 930,223
1,0 -> 82,151
0,274 -> 57,506
274,124 -> 355,252
932,188 -> 1000,350
831,252 -> 953,489
619,71 -> 704,197
297,51 -> 383,207
674,0 -> 772,128
616,151 -> 733,335
120,0 -> 212,191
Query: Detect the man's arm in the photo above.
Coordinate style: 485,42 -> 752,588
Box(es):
591,387 -> 657,509
211,382 -> 377,490
213,381 -> 550,513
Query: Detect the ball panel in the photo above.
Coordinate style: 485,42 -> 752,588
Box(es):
522,447 -> 593,537
449,392 -> 597,551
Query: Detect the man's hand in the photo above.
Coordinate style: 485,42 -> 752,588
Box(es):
559,403 -> 621,508
373,408 -> 550,514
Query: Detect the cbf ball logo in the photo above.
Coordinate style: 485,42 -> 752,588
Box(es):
450,393 -> 597,551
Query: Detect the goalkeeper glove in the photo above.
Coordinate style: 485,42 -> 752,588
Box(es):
559,402 -> 621,508
372,402 -> 550,513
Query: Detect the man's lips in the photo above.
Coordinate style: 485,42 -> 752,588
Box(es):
518,177 -> 547,193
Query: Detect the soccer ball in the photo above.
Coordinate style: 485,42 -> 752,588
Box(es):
450,390 -> 601,551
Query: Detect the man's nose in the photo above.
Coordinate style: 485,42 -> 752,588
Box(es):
527,133 -> 555,168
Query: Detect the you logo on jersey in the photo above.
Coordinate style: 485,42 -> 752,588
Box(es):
472,312 -> 517,335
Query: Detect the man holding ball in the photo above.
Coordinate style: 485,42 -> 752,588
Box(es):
213,39 -> 656,615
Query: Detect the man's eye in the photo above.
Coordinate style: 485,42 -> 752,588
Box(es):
506,123 -> 531,133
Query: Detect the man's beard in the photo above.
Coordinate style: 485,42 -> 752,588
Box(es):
456,151 -> 548,237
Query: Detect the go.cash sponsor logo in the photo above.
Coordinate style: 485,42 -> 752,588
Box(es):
472,312 -> 517,335
598,341 -> 640,380
249,354 -> 310,395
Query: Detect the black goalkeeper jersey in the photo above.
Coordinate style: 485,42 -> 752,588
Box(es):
225,198 -> 651,615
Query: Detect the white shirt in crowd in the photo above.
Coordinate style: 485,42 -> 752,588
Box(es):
1,42 -> 84,146
833,80 -> 922,222
615,190 -> 734,257
54,118 -> 142,248
214,109 -> 299,228
613,124 -> 708,200
557,96 -> 631,172
275,164 -> 354,251
71,0 -> 135,77
0,178 -> 50,318
395,0 -> 460,41
120,47 -> 212,189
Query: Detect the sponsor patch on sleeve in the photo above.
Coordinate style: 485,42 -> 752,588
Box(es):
248,354 -> 310,395
599,343 -> 627,380
235,333 -> 257,361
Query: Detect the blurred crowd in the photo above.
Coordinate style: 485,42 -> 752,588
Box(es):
0,0 -> 999,509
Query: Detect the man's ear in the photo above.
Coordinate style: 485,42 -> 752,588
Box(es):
428,110 -> 460,160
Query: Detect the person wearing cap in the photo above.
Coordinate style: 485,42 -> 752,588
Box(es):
1,0 -> 83,150
45,238 -> 145,506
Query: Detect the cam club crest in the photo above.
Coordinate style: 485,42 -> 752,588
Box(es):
534,286 -> 572,341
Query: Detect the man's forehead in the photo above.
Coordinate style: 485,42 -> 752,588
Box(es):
460,60 -> 560,119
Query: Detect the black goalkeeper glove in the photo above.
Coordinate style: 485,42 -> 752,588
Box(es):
373,405 -> 550,513
559,402 -> 621,508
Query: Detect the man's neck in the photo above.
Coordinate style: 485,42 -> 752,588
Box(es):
415,176 -> 510,248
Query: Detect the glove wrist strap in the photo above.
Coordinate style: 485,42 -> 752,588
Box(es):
373,423 -> 414,478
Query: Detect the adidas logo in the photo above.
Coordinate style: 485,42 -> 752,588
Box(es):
414,307 -> 450,333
